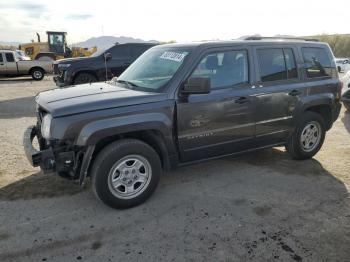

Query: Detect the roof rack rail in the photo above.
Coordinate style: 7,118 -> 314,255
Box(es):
244,36 -> 319,42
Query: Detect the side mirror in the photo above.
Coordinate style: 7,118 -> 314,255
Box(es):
182,77 -> 210,95
104,52 -> 112,61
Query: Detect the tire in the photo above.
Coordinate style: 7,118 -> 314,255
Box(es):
73,73 -> 97,85
91,139 -> 162,209
31,68 -> 44,81
285,111 -> 326,160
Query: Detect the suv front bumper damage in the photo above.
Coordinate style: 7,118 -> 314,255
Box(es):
23,125 -> 94,186
23,125 -> 56,172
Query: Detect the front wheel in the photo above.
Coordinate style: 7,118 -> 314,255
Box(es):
286,111 -> 326,160
73,73 -> 97,85
91,139 -> 162,209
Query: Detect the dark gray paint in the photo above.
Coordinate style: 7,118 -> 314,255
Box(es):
27,39 -> 342,178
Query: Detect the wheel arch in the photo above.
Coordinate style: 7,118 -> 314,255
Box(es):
72,70 -> 99,83
304,104 -> 332,130
76,113 -> 176,173
91,129 -> 172,171
29,66 -> 45,75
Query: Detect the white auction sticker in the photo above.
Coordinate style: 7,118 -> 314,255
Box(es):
160,51 -> 186,62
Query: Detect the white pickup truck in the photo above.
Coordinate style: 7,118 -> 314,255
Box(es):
0,50 -> 53,80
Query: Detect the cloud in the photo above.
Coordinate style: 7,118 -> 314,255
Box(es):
65,14 -> 93,20
0,1 -> 48,17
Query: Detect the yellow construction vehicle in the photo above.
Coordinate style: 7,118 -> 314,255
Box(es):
19,31 -> 97,61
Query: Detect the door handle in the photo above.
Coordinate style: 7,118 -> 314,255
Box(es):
235,96 -> 249,104
289,90 -> 301,96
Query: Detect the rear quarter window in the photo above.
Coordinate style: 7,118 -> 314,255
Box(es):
0,53 -> 3,63
302,47 -> 336,78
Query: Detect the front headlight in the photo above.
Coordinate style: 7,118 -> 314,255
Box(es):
41,114 -> 52,139
58,64 -> 71,69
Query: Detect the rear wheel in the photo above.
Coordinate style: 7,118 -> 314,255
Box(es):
31,68 -> 44,81
73,73 -> 97,85
286,111 -> 326,160
91,139 -> 162,209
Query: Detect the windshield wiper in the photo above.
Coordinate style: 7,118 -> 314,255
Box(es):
116,79 -> 139,89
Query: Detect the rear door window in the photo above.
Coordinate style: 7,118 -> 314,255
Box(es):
5,53 -> 15,62
302,47 -> 334,78
257,48 -> 298,82
0,53 -> 3,63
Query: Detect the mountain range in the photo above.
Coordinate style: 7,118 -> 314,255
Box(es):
0,36 -> 159,50
72,36 -> 159,50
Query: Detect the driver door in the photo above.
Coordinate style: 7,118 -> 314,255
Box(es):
176,48 -> 257,162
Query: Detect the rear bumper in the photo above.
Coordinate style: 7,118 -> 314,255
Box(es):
23,125 -> 55,173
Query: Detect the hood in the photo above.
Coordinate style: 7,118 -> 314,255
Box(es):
55,56 -> 91,64
36,82 -> 168,117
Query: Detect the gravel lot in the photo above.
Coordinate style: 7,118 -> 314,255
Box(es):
0,76 -> 349,262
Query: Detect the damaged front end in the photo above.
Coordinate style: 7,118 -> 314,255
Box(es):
23,114 -> 94,186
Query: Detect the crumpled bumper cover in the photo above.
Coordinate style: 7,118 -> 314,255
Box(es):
23,125 -> 55,172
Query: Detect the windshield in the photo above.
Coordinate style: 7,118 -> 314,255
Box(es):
114,48 -> 189,92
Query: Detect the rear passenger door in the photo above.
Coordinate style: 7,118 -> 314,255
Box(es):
252,46 -> 303,144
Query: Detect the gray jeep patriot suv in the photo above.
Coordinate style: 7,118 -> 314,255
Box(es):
24,37 -> 342,209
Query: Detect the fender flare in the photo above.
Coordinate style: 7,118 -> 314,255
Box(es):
297,93 -> 334,114
75,113 -> 172,146
71,67 -> 98,80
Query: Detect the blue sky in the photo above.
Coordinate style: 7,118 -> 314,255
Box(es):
0,0 -> 349,44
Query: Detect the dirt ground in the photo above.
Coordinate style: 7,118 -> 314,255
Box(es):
0,76 -> 349,262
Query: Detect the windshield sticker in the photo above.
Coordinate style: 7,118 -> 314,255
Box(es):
160,51 -> 186,62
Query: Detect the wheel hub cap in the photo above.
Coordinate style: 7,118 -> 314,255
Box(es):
300,121 -> 321,152
34,71 -> 42,78
108,155 -> 151,199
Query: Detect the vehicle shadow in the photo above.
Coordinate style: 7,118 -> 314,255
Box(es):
0,96 -> 36,118
341,109 -> 350,134
0,171 -> 88,201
